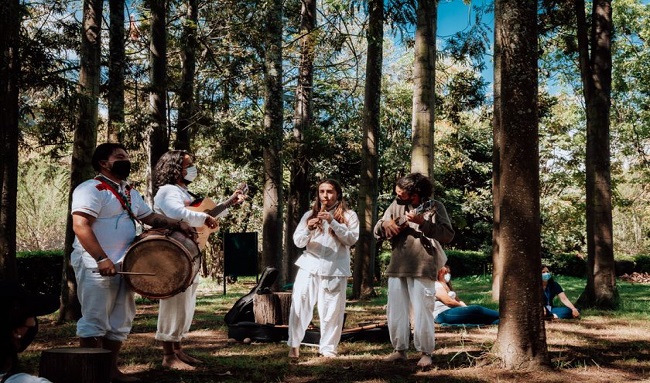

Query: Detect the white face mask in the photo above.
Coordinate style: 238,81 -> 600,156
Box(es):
444,273 -> 451,283
184,166 -> 198,182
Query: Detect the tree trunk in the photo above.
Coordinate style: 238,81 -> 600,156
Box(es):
261,0 -> 284,286
107,0 -> 125,143
60,0 -> 104,321
175,0 -> 197,151
39,348 -> 111,383
147,0 -> 170,201
253,292 -> 291,325
0,0 -> 21,281
574,0 -> 618,310
353,0 -> 383,299
410,0 -> 437,177
283,0 -> 316,288
492,0 -> 549,369
491,5 -> 503,302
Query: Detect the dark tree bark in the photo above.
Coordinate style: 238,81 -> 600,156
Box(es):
261,0 -> 284,283
147,0 -> 170,200
492,0 -> 549,369
352,0 -> 383,299
283,0 -> 316,288
60,0 -> 104,321
175,0 -> 197,151
107,0 -> 125,143
410,0 -> 437,176
0,0 -> 21,281
574,0 -> 618,310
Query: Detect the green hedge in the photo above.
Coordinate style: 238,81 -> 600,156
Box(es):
379,249 -> 650,278
16,249 -> 650,293
541,253 -> 586,277
377,248 -> 490,278
16,250 -> 64,294
445,250 -> 491,277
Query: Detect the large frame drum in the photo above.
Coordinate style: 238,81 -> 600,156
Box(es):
122,229 -> 200,299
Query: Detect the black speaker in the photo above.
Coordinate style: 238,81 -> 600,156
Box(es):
223,232 -> 259,278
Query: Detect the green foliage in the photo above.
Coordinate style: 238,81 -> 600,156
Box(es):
16,251 -> 64,295
17,159 -> 69,251
634,254 -> 650,273
377,248 -> 490,279
445,249 -> 491,277
541,253 -> 587,278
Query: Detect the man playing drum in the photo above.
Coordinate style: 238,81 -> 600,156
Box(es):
153,150 -> 245,370
71,143 -> 195,383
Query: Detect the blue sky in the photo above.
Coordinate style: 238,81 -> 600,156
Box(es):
438,0 -> 494,85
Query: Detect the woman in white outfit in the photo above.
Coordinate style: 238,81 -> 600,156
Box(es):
287,179 -> 359,358
153,150 -> 243,370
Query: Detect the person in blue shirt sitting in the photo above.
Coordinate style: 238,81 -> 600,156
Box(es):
542,265 -> 580,319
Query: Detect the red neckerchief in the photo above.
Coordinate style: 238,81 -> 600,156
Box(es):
95,176 -> 137,222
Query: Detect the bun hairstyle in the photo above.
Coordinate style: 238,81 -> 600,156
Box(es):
437,265 -> 450,281
438,265 -> 453,290
396,172 -> 433,200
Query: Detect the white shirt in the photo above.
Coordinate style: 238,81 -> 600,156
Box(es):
153,184 -> 210,226
433,281 -> 453,318
71,178 -> 153,263
0,373 -> 52,383
293,209 -> 359,277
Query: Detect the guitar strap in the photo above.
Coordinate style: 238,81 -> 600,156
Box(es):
95,176 -> 139,224
187,189 -> 204,207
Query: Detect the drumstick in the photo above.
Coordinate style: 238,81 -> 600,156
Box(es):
92,271 -> 157,276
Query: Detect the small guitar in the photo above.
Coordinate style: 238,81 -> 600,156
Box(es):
187,182 -> 248,248
393,200 -> 437,226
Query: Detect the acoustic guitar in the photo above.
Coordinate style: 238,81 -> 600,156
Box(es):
187,182 -> 248,248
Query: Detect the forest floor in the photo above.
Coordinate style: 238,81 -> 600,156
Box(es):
22,279 -> 650,383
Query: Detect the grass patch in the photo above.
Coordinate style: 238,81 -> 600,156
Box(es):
19,275 -> 650,382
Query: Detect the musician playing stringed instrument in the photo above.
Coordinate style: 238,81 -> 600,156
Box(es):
152,150 -> 245,370
373,172 -> 454,368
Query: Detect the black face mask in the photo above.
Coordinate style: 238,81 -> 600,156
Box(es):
110,160 -> 131,180
396,197 -> 410,206
16,319 -> 38,353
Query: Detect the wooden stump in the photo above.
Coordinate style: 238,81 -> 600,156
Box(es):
39,347 -> 111,383
253,292 -> 292,325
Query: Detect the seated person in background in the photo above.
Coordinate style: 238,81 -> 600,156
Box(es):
433,265 -> 500,326
1,280 -> 59,383
542,265 -> 580,319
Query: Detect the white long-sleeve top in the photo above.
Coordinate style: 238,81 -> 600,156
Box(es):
153,184 -> 209,227
292,209 -> 359,277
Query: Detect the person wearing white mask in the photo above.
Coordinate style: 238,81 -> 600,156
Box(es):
433,265 -> 500,326
541,265 -> 580,319
152,150 -> 244,369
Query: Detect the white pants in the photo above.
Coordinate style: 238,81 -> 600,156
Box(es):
287,268 -> 347,355
72,248 -> 136,342
155,274 -> 199,342
386,277 -> 436,354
